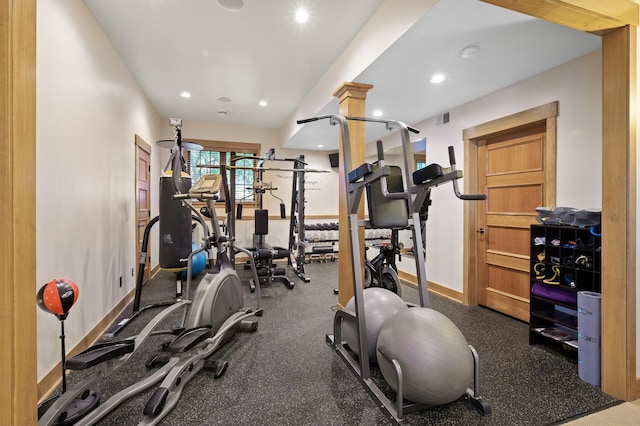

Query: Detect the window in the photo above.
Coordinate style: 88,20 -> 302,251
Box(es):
186,140 -> 261,204
414,154 -> 426,172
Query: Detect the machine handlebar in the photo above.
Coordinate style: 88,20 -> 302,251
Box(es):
296,116 -> 328,125
456,192 -> 487,201
344,116 -> 420,134
376,140 -> 385,162
448,146 -> 456,167
297,115 -> 420,134
447,146 -> 487,201
173,193 -> 217,201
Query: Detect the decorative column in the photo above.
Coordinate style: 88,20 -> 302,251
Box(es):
333,82 -> 373,308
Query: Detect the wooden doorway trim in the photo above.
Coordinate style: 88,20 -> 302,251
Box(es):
462,101 -> 558,306
3,1 -> 637,424
600,24 -> 637,402
482,0 -> 638,32
135,135 -> 152,285
482,0 -> 638,401
0,1 -> 37,424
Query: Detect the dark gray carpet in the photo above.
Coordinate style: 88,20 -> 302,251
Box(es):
56,261 -> 618,425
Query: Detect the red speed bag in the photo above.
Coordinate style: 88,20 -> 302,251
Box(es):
37,279 -> 79,320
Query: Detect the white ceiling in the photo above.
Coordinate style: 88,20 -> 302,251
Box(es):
83,0 -> 600,151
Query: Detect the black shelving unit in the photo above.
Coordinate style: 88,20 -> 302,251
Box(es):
529,224 -> 601,349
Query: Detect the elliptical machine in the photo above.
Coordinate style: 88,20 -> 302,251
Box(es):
38,119 -> 264,426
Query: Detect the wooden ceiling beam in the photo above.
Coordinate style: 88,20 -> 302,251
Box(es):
481,0 -> 638,32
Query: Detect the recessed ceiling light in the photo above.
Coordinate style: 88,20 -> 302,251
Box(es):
295,9 -> 309,23
461,45 -> 479,59
430,74 -> 446,84
180,91 -> 192,98
317,144 -> 324,148
372,110 -> 383,117
217,96 -> 232,102
217,109 -> 230,116
259,100 -> 268,107
218,0 -> 244,12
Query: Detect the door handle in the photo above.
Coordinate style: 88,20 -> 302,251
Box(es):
477,228 -> 485,234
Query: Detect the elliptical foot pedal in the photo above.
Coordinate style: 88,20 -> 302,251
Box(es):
167,326 -> 212,353
66,339 -> 135,370
144,387 -> 168,416
145,353 -> 172,368
203,359 -> 229,379
37,389 -> 100,426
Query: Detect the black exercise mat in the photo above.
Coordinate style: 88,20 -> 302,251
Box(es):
52,261 -> 618,425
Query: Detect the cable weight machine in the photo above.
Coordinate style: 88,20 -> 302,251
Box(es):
201,150 -> 328,284
287,154 -> 312,282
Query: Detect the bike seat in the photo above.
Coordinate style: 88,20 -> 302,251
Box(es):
66,339 -> 135,370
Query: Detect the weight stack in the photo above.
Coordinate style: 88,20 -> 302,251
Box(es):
577,291 -> 602,386
159,172 -> 192,270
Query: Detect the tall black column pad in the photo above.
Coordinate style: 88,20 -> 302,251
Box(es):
255,209 -> 269,236
159,172 -> 192,270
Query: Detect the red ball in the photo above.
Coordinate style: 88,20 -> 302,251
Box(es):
36,279 -> 79,319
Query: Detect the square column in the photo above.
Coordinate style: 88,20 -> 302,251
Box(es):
333,82 -> 373,308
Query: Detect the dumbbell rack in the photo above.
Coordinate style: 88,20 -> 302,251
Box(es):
303,222 -> 393,263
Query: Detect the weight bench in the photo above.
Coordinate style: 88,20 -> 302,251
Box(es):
248,209 -> 293,292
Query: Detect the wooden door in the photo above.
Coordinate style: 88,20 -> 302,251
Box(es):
135,135 -> 152,284
477,123 -> 546,321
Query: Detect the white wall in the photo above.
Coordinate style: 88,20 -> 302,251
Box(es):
383,50 -> 602,292
35,0 -> 165,379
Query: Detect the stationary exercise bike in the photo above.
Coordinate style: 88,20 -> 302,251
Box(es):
363,235 -> 402,295
38,120 -> 264,426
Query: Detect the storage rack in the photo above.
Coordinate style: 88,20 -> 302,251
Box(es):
529,224 -> 601,349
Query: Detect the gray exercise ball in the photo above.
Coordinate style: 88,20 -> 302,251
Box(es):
376,307 -> 473,406
342,287 -> 408,363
